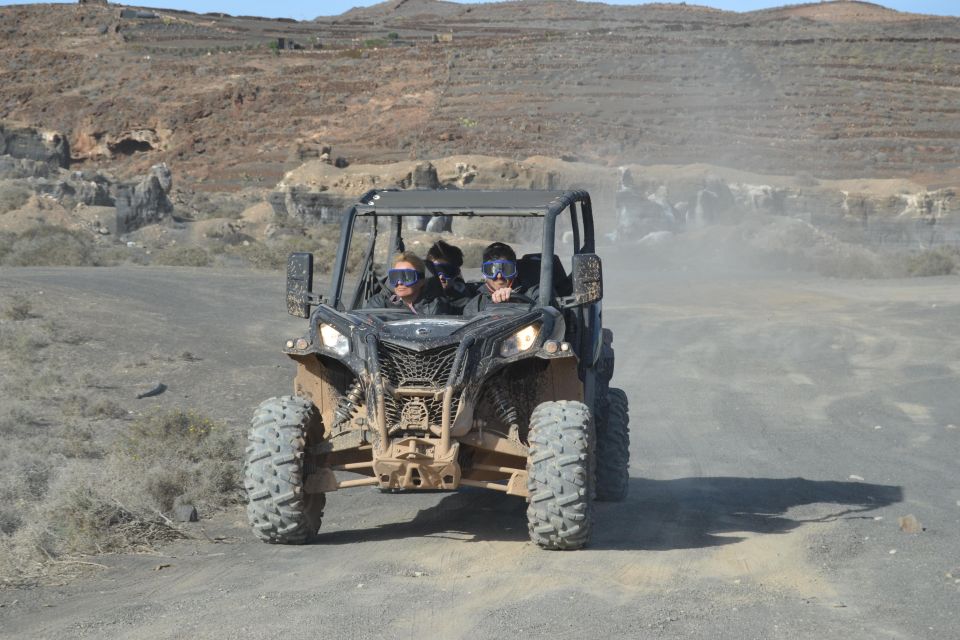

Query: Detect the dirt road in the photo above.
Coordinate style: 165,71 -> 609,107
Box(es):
1,265 -> 958,639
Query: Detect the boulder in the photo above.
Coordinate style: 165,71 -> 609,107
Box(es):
403,162 -> 443,231
403,162 -> 440,190
74,174 -> 113,207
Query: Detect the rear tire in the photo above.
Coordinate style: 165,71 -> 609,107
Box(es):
526,400 -> 592,550
596,387 -> 630,502
244,395 -> 325,544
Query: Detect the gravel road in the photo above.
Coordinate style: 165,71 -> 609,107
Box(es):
1,265 -> 958,639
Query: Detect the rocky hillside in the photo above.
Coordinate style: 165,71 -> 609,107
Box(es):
0,1 -> 958,269
2,1 -> 959,188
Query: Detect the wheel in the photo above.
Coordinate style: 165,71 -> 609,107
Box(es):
526,400 -> 592,550
244,395 -> 326,544
595,387 -> 630,502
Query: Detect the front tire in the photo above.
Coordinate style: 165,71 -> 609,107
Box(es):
595,387 -> 630,502
526,400 -> 592,550
244,395 -> 325,544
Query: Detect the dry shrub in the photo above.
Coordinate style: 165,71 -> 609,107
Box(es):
0,231 -> 14,261
456,216 -> 538,244
0,409 -> 241,583
0,320 -> 54,362
152,245 -> 212,267
228,236 -> 317,270
42,477 -> 187,555
228,234 -> 363,271
0,180 -> 32,214
1,226 -> 101,267
2,293 -> 35,321
62,394 -> 127,420
189,191 -> 252,219
114,409 -> 242,512
0,450 -> 56,536
0,404 -> 42,438
814,245 -> 888,279
904,247 -> 957,277
738,215 -> 889,278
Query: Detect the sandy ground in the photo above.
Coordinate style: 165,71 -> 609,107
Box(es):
0,262 -> 958,639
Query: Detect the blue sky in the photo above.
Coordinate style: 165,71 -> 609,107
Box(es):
1,1 -> 957,21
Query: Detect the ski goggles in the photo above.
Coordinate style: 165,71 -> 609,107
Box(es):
426,260 -> 460,281
480,259 -> 517,280
387,268 -> 423,287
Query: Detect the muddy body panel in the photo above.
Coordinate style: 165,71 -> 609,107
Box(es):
289,317 -> 585,498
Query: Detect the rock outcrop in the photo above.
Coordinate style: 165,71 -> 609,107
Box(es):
114,163 -> 174,233
0,124 -> 70,169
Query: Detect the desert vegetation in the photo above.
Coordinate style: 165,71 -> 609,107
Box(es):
0,290 -> 242,584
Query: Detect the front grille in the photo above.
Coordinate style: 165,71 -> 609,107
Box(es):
383,394 -> 461,434
378,342 -> 459,388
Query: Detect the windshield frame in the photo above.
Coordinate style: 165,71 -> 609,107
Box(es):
329,189 -> 595,310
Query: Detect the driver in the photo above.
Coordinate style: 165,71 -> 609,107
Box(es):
364,252 -> 447,314
462,242 -> 537,315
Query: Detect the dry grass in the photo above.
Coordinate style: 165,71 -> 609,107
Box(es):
0,293 -> 242,584
0,409 -> 241,583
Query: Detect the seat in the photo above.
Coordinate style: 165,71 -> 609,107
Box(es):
518,253 -> 573,297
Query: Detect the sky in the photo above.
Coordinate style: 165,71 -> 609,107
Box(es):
1,1 -> 957,21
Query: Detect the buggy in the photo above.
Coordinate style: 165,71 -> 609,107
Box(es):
244,189 -> 629,550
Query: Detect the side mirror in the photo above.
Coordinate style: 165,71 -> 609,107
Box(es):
570,253 -> 603,305
286,252 -> 314,318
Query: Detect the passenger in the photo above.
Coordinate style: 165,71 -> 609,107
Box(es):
462,242 -> 537,315
364,252 -> 447,314
425,240 -> 476,311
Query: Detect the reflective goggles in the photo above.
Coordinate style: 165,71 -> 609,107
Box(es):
426,260 -> 460,281
387,268 -> 423,287
481,259 -> 517,280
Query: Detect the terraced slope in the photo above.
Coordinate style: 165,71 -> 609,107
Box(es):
1,1 -> 958,193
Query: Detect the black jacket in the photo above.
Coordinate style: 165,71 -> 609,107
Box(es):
423,276 -> 478,312
462,282 -> 539,316
364,290 -> 450,315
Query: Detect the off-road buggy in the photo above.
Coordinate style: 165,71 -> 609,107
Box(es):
244,189 -> 629,550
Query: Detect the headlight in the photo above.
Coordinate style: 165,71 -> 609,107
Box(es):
499,324 -> 540,358
319,323 -> 350,356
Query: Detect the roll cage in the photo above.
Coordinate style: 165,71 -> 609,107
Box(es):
327,189 -> 598,311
